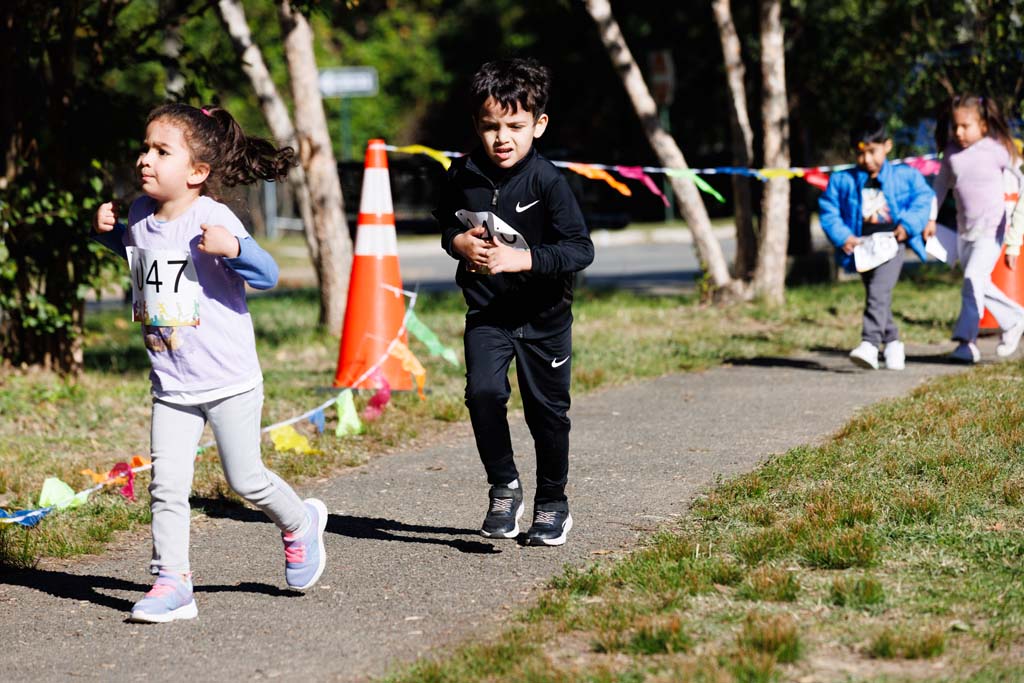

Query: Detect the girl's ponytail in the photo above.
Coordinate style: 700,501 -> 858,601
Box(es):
203,106 -> 296,186
146,103 -> 296,198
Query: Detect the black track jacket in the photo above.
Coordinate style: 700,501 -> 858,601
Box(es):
436,147 -> 594,338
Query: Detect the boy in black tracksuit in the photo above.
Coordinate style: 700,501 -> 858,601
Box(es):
435,58 -> 594,546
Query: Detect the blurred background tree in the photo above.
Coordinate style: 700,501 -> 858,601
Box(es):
3,0 -> 1022,373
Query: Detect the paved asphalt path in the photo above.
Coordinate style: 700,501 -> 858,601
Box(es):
0,341 -> 985,682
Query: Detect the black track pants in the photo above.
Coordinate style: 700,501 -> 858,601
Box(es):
463,322 -> 572,506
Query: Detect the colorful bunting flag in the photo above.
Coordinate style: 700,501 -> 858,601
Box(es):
803,169 -> 830,190
334,389 -> 364,437
107,462 -> 136,501
0,507 -> 52,527
362,369 -> 392,421
406,310 -> 458,366
907,157 -> 941,175
38,477 -> 91,510
664,169 -> 726,203
392,144 -> 452,170
309,408 -> 326,434
389,342 -> 427,399
758,168 -> 800,180
566,163 -> 633,197
615,166 -> 669,206
269,425 -> 315,455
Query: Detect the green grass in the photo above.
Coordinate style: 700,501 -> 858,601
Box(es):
5,258 -> 1021,677
379,323 -> 1024,679
0,262 -> 964,567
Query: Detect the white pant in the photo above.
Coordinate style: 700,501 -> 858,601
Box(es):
149,384 -> 307,573
954,235 -> 1024,342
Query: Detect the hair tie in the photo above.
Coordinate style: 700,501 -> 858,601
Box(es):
201,108 -> 212,117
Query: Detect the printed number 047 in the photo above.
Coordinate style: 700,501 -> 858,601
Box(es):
137,259 -> 189,294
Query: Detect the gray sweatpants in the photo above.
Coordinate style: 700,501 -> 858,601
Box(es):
149,384 -> 307,574
953,235 -> 1024,342
860,243 -> 906,346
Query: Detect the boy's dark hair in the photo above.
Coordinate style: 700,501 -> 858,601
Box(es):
470,58 -> 551,120
147,103 -> 295,198
849,116 -> 889,149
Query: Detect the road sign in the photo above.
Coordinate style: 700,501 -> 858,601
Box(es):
318,66 -> 379,98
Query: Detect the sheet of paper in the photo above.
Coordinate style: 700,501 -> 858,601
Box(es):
925,223 -> 958,265
454,209 -> 530,250
853,232 -> 899,273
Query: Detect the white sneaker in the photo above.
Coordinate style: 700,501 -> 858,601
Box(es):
883,340 -> 905,370
950,341 -> 980,364
996,318 -> 1024,357
849,341 -> 879,369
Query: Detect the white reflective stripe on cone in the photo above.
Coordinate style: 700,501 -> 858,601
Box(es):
358,168 -> 394,214
354,225 -> 399,256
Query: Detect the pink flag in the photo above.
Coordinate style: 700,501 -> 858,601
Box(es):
362,368 -> 392,420
907,157 -> 941,176
615,166 -> 669,206
108,462 -> 136,501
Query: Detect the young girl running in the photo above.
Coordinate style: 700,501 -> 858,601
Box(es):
93,104 -> 327,622
931,94 -> 1024,363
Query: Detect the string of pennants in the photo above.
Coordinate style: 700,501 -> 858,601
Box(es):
0,286 -> 456,528
388,143 -> 943,205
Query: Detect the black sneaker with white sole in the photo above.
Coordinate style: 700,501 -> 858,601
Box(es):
481,481 -> 524,539
525,504 -> 573,546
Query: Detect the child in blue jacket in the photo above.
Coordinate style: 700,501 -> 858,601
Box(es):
819,117 -> 934,370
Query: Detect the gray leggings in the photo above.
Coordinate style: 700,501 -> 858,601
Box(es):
149,385 -> 307,574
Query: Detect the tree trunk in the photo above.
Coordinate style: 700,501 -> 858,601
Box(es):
582,0 -> 736,295
278,0 -> 351,333
217,0 -> 322,272
751,0 -> 790,305
710,0 -> 757,281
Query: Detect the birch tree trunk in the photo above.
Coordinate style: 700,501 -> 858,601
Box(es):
710,0 -> 757,281
582,0 -> 736,295
217,0 -> 320,270
751,0 -> 790,304
278,0 -> 352,333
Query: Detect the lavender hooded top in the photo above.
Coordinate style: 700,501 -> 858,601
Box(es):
931,136 -> 1024,252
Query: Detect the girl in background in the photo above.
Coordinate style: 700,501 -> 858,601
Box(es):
932,94 -> 1024,363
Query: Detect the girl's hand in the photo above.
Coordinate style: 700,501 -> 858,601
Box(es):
893,225 -> 908,242
452,226 -> 493,270
94,201 -> 118,233
198,224 -> 240,258
486,242 -> 532,274
842,235 -> 861,255
922,220 -> 937,240
1007,253 -> 1018,271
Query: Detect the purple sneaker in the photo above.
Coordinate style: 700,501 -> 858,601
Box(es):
129,571 -> 198,623
282,498 -> 328,590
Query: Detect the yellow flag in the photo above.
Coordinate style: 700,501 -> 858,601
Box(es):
269,425 -> 315,454
393,144 -> 452,170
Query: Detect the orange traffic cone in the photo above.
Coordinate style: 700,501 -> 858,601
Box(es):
333,139 -> 412,390
980,174 -> 1023,332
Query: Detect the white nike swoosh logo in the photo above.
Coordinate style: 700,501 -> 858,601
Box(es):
550,356 -> 569,368
516,200 -> 540,213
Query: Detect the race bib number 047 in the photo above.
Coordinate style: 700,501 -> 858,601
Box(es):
126,246 -> 200,327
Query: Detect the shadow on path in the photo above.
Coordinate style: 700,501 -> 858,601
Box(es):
327,515 -> 499,555
725,355 -> 857,374
0,568 -> 293,614
190,496 -> 497,555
